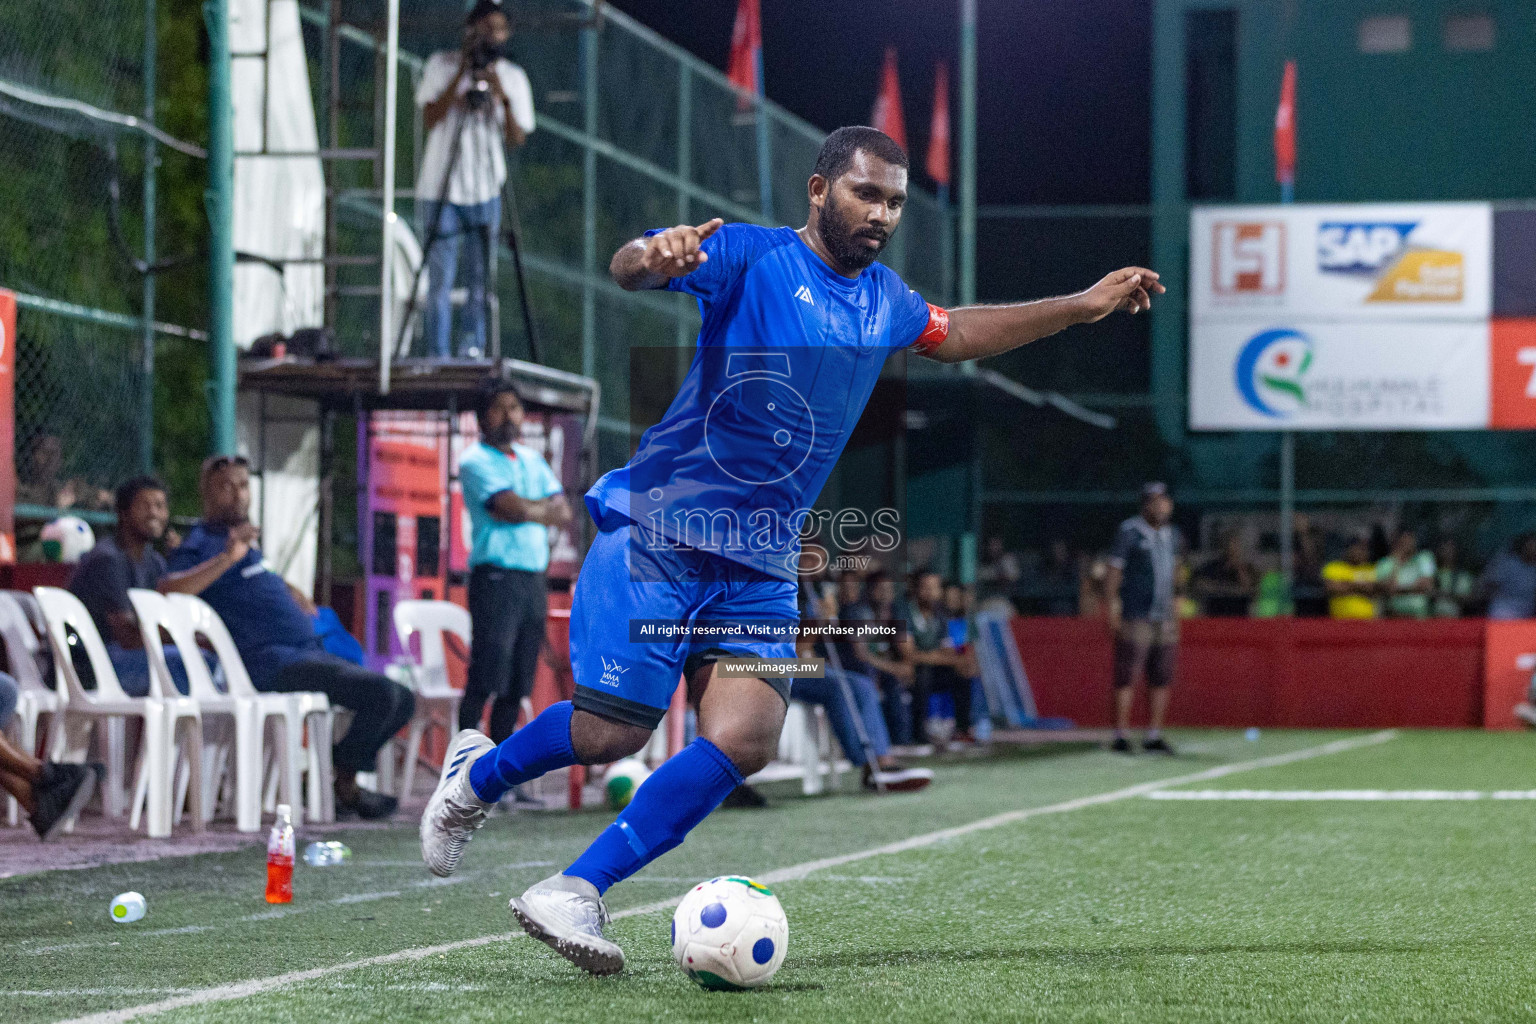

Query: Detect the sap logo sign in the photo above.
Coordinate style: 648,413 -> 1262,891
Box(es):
1212,222 -> 1284,295
1317,222 -> 1416,274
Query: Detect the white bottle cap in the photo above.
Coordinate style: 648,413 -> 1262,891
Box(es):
276,803 -> 292,821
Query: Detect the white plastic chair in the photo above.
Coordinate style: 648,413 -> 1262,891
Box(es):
130,588 -> 303,832
746,701 -> 843,795
33,587 -> 205,839
166,592 -> 336,824
0,591 -> 60,827
391,599 -> 469,800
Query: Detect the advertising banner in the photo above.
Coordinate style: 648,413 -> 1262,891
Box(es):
1186,202 -> 1531,431
1191,203 -> 1491,322
1190,320 -> 1490,430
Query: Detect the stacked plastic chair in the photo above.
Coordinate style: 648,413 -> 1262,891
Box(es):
166,592 -> 336,824
33,587 -> 205,839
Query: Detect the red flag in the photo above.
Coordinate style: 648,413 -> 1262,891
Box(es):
1274,60 -> 1296,186
728,0 -> 762,109
870,47 -> 907,152
925,61 -> 950,185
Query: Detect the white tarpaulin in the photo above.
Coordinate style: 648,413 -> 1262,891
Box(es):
230,0 -> 325,349
1189,202 -> 1497,432
237,392 -> 320,593
229,0 -> 324,591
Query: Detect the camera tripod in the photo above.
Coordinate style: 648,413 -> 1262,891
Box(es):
394,65 -> 540,364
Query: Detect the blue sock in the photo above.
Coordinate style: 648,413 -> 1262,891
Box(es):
566,737 -> 744,894
468,701 -> 577,802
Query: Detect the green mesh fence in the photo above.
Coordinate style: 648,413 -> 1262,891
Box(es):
0,0 -> 205,514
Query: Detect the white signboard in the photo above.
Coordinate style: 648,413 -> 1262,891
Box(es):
1189,202 -> 1498,431
1189,320 -> 1490,431
1190,203 -> 1491,322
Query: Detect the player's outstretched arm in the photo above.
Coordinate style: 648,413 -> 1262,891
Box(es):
925,267 -> 1165,364
610,218 -> 725,291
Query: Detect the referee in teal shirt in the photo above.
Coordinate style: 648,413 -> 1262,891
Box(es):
459,383 -> 572,742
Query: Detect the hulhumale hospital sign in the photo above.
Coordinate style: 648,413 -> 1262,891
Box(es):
1188,202 -> 1536,431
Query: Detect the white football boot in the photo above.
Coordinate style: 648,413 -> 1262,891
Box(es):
511,873 -> 624,975
419,728 -> 495,878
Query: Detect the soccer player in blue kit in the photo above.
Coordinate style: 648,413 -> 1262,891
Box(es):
421,126 -> 1164,974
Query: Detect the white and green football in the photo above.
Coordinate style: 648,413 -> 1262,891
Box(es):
671,875 -> 788,990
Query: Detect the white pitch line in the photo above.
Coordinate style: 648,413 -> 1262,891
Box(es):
1149,788 -> 1536,801
51,729 -> 1396,1024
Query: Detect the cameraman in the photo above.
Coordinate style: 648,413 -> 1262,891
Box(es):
415,0 -> 535,359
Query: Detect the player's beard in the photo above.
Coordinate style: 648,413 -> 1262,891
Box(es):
483,421 -> 518,448
819,191 -> 889,272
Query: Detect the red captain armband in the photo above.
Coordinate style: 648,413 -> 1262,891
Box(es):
909,303 -> 950,357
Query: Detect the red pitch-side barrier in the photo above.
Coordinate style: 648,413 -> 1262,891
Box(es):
1010,616 -> 1536,731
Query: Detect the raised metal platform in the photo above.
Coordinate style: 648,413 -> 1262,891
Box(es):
237,356 -> 597,416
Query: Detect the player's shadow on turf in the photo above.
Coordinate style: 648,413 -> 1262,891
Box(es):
812,940 -> 1439,969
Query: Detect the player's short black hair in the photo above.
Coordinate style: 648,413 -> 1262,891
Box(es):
812,126 -> 909,183
476,380 -> 523,420
465,0 -> 506,26
115,475 -> 166,517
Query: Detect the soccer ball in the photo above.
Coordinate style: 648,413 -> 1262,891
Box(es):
671,876 -> 788,990
603,758 -> 650,809
41,516 -> 95,564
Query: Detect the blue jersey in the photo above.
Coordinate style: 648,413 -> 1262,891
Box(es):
584,223 -> 944,581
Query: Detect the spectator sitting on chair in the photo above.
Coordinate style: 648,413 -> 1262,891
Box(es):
67,476 -> 210,697
904,572 -> 974,748
0,671 -> 102,841
1322,534 -> 1380,620
844,570 -> 918,747
458,382 -> 571,744
415,0 -> 535,359
1432,538 -> 1476,618
792,561 -> 932,792
942,580 -> 983,727
976,536 -> 1020,608
1481,533 -> 1536,621
1376,528 -> 1435,619
1192,532 -> 1255,618
164,455 -> 414,820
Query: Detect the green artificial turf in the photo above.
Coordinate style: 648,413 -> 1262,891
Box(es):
4,730 -> 1536,1023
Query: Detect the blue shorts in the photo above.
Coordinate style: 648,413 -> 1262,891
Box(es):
570,515 -> 798,729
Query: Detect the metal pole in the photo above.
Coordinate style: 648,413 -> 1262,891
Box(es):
580,25 -> 598,379
1277,4 -> 1296,601
318,406 -> 334,606
1148,0 -> 1187,446
754,48 -> 772,222
957,0 -> 977,308
141,0 -> 157,473
204,0 -> 236,454
1279,432 -> 1295,596
377,0 -> 400,395
676,62 -> 693,368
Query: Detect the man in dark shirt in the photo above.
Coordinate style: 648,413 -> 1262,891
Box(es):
1104,482 -> 1184,755
67,476 -> 199,697
904,571 -> 974,746
165,456 -> 413,819
846,571 -> 917,745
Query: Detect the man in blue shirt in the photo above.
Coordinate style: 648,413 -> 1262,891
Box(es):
422,126 -> 1165,973
458,383 -> 570,743
166,455 -> 414,819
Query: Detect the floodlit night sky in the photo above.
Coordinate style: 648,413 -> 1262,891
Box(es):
606,0 -> 1151,204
